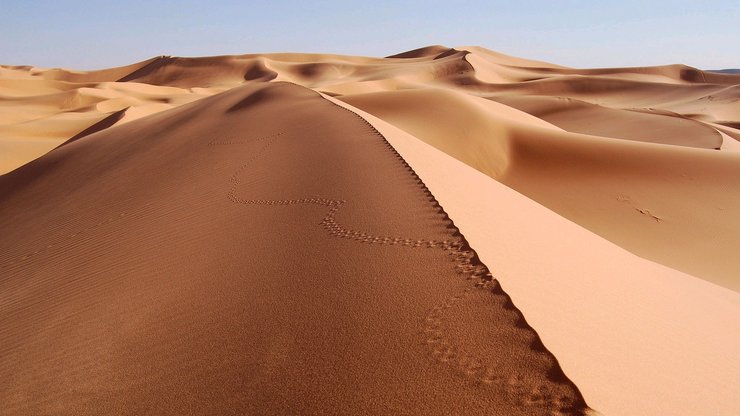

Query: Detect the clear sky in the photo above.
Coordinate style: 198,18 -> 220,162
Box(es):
1,0 -> 738,70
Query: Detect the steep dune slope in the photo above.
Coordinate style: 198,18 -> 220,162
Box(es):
0,82 -> 588,415
341,88 -> 560,178
3,44 -> 738,288
1,45 -> 738,415
340,88 -> 740,290
340,99 -> 740,416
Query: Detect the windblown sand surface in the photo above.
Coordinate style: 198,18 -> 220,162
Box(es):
1,82 -> 587,414
1,46 -> 738,415
346,102 -> 740,416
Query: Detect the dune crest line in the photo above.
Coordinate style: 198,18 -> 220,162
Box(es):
0,81 -> 589,415
222,89 -> 492,282
215,83 -> 588,413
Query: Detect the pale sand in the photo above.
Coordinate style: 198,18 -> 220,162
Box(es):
0,82 -> 588,415
3,46 -> 737,289
333,99 -> 739,416
1,46 -> 739,415
339,88 -> 740,290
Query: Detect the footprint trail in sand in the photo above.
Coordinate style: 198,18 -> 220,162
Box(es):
0,82 -> 589,415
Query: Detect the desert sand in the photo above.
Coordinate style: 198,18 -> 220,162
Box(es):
1,46 -> 738,415
343,101 -> 740,416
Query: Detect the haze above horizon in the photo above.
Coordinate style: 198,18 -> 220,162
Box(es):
1,0 -> 738,70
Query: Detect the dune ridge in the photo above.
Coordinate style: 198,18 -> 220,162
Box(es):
0,82 -> 591,415
1,45 -> 738,415
340,100 -> 739,415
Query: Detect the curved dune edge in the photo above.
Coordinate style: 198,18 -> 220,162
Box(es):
338,87 -> 740,291
5,45 -> 738,179
0,82 -> 593,415
2,44 -> 738,413
329,97 -> 740,416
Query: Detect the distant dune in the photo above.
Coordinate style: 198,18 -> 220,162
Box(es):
1,46 -> 738,415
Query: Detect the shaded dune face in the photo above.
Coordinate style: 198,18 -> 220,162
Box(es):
3,46 -> 737,175
1,45 -> 738,415
0,83 -> 588,415
337,85 -> 740,291
490,95 -> 724,149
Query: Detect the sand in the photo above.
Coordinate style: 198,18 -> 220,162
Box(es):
339,100 -> 739,416
0,82 -> 589,415
1,45 -> 738,415
3,47 -> 738,289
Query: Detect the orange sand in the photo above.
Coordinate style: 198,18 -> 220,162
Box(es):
2,46 -> 739,415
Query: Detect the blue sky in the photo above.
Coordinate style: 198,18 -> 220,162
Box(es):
1,1 -> 738,70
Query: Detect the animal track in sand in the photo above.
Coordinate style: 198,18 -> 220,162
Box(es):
422,284 -> 583,414
220,115 -> 491,282
0,86 -> 582,413
219,121 -> 581,412
216,91 -> 586,412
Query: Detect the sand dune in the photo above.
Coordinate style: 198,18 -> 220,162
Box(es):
339,88 -> 740,289
1,45 -> 738,415
341,100 -> 740,416
490,95 -> 723,149
0,82 -> 589,415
